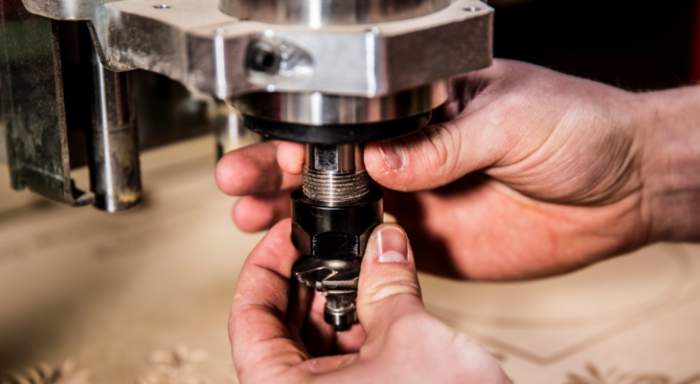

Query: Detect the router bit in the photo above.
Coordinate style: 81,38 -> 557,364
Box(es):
292,143 -> 383,330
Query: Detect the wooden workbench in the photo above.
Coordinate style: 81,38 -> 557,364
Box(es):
1,136 -> 698,383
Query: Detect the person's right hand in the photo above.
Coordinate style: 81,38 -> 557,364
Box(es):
217,59 -> 700,281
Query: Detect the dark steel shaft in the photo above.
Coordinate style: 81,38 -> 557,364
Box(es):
79,23 -> 141,212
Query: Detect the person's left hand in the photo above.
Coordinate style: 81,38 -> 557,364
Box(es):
229,219 -> 510,383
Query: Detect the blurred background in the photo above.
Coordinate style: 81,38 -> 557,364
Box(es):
2,0 -> 700,383
493,0 -> 698,90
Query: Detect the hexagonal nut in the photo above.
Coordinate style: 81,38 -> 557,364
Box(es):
292,223 -> 377,260
291,187 -> 382,260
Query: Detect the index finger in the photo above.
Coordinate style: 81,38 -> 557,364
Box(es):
229,219 -> 309,382
216,141 -> 301,196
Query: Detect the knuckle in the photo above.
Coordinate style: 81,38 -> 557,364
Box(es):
361,275 -> 422,306
418,123 -> 462,179
498,90 -> 530,112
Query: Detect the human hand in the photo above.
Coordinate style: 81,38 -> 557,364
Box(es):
217,59 -> 700,280
229,219 -> 509,383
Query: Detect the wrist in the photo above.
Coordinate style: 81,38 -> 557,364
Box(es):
638,87 -> 700,243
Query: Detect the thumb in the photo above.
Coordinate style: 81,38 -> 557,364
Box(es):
363,59 -> 558,192
363,117 -> 511,192
362,65 -> 507,192
356,223 -> 426,339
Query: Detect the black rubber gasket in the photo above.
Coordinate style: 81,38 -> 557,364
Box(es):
242,111 -> 432,144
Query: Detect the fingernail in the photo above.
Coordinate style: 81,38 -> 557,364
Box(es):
379,140 -> 406,171
376,228 -> 408,263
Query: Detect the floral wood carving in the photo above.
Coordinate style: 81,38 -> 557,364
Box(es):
135,345 -> 211,384
0,360 -> 91,384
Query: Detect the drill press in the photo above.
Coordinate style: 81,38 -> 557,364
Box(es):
3,0 -> 492,329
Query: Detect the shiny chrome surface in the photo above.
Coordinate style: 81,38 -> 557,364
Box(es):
22,0 -> 492,98
306,143 -> 364,173
221,0 -> 450,26
324,293 -> 358,331
231,81 -> 448,124
303,144 -> 371,205
303,169 -> 371,205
